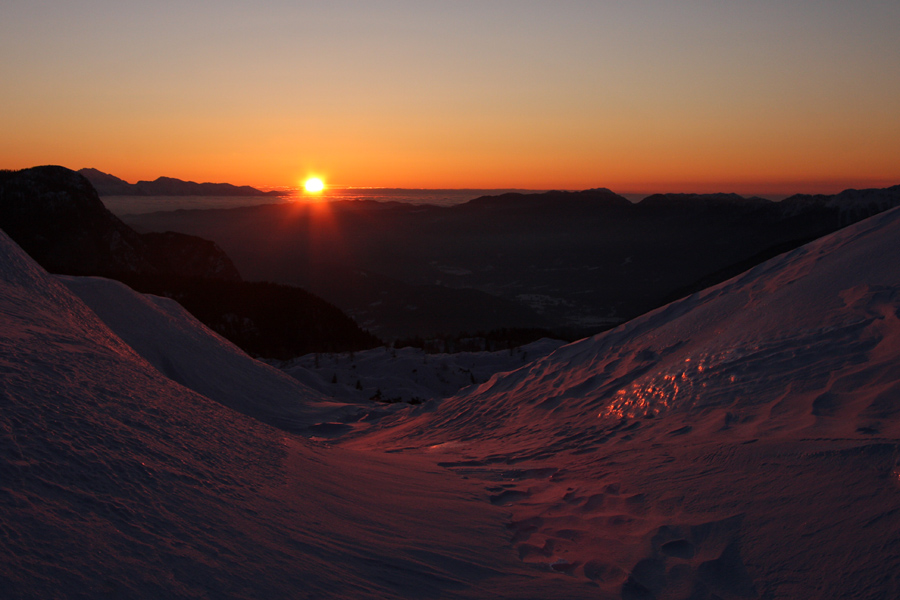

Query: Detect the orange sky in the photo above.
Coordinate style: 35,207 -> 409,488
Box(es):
2,2 -> 898,196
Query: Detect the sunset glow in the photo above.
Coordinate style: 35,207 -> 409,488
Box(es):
1,2 -> 897,194
304,178 -> 325,193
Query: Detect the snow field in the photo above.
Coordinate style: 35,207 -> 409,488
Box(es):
2,205 -> 900,598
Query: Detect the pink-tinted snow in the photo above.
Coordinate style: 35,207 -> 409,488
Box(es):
349,206 -> 900,598
0,231 -> 595,599
2,206 -> 900,598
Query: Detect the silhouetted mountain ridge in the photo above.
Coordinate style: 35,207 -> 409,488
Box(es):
79,168 -> 282,197
0,166 -> 238,279
464,188 -> 632,211
126,183 -> 900,340
780,185 -> 900,223
638,192 -> 772,210
1,166 -> 380,357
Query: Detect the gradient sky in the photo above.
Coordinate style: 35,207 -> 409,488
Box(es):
2,0 -> 898,194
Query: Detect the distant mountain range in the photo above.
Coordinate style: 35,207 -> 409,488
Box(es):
126,183 -> 900,339
78,167 -> 283,197
9,165 -> 900,346
3,164 -> 900,598
0,166 -> 379,357
0,166 -> 240,279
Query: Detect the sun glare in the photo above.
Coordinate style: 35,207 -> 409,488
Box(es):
304,178 -> 325,193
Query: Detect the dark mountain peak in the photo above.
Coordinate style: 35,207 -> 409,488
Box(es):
638,192 -> 773,211
78,167 -> 130,185
463,188 -> 631,211
565,188 -> 630,203
79,169 -> 282,197
779,185 -> 900,222
0,166 -> 240,281
1,166 -> 150,274
131,176 -> 281,197
133,176 -> 201,195
6,165 -> 108,210
146,176 -> 183,185
78,168 -> 136,195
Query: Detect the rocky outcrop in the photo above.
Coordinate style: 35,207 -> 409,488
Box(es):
1,166 -> 380,357
142,232 -> 241,281
0,166 -> 240,281
780,185 -> 900,225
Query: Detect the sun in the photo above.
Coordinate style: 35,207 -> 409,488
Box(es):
304,177 -> 325,193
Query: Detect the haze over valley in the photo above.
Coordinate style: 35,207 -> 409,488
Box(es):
3,0 -> 900,597
1,166 -> 900,599
122,178 -> 900,340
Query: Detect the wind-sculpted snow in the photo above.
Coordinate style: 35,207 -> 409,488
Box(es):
280,339 -> 566,406
59,274 -> 355,432
377,206 -> 900,443
351,207 -> 900,599
3,203 -> 900,598
0,230 -> 612,599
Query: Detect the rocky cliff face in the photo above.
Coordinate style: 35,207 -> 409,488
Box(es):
780,185 -> 900,225
0,166 -> 240,281
142,231 -> 241,281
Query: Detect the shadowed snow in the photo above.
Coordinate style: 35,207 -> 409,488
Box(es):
280,339 -> 565,406
59,275 -> 357,432
3,206 -> 900,598
0,230 -> 602,599
348,207 -> 900,599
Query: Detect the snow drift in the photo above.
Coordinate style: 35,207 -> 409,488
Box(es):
280,339 -> 565,406
367,206 -> 900,445
58,274 -> 354,432
0,229 -> 594,599
351,206 -> 900,599
2,204 -> 900,598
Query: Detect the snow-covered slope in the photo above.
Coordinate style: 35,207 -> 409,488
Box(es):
368,206 -> 900,445
59,275 -> 354,432
352,207 -> 900,599
3,201 -> 900,598
280,339 -> 565,405
0,230 -> 599,599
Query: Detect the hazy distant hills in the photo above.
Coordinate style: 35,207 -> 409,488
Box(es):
350,202 -> 900,599
79,167 -> 282,197
0,166 -> 379,357
24,165 -> 900,344
125,184 -> 900,340
4,182 -> 900,597
0,166 -> 240,280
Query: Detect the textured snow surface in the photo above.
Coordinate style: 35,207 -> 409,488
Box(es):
0,230 -> 603,599
3,206 -> 900,599
280,339 -> 566,406
350,207 -> 900,598
369,207 -> 900,443
59,274 -> 355,432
